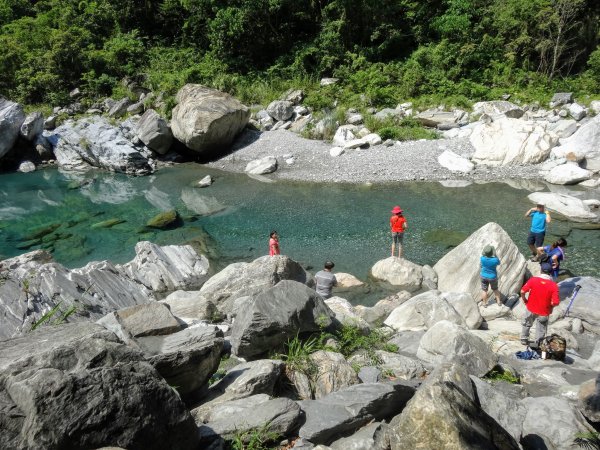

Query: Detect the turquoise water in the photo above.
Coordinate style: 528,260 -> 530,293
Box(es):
1,166 -> 598,304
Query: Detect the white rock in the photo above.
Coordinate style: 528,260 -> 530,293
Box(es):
20,112 -> 44,141
569,103 -> 586,121
320,78 -> 338,86
325,297 -> 370,332
551,114 -> 600,162
197,175 -> 213,187
332,126 -> 356,146
579,179 -> 600,188
363,133 -> 382,146
329,147 -> 345,157
590,100 -> 600,115
334,272 -> 364,289
244,156 -> 278,175
547,119 -> 578,139
370,257 -> 423,292
472,101 -> 524,118
544,163 -> 592,185
0,98 -> 26,158
17,161 -> 36,173
437,150 -> 474,172
528,192 -> 598,222
343,138 -> 368,149
346,113 -> 363,125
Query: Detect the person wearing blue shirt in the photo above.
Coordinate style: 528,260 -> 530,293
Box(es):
537,237 -> 567,280
480,245 -> 502,307
525,204 -> 551,260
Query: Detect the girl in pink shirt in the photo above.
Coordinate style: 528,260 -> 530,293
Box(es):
269,230 -> 280,256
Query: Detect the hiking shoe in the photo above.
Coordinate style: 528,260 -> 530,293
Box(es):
520,339 -> 529,346
530,255 -> 539,262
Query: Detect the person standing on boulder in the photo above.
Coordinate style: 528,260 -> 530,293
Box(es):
390,206 -> 407,258
269,230 -> 280,256
520,262 -> 560,346
315,261 -> 337,299
525,203 -> 551,260
479,245 -> 503,307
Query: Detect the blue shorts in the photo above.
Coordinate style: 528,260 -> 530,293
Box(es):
527,231 -> 545,247
392,232 -> 404,245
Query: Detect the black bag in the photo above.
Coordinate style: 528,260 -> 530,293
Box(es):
538,334 -> 567,361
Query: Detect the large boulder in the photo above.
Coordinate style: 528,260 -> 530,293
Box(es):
229,280 -> 334,359
416,320 -> 497,377
556,277 -> 600,332
307,350 -> 360,399
0,322 -> 198,450
437,150 -> 474,172
0,242 -> 209,340
433,222 -> 527,300
135,109 -> 173,155
199,255 -> 313,315
160,291 -> 217,322
0,98 -> 26,158
355,291 -> 412,327
528,192 -> 599,223
298,382 -> 416,445
97,302 -> 184,340
170,84 -> 250,156
19,112 -> 44,141
470,118 -> 557,166
325,297 -> 371,332
369,257 -> 424,292
551,114 -> 600,162
383,290 -> 467,332
387,364 -> 519,450
578,375 -> 600,423
544,163 -> 592,185
49,117 -> 154,175
472,101 -> 524,119
266,100 -> 294,122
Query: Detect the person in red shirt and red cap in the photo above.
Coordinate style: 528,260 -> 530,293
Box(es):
520,262 -> 560,346
390,206 -> 407,258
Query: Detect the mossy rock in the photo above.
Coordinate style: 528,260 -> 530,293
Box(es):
16,238 -> 42,250
23,223 -> 61,240
91,218 -> 126,229
423,228 -> 468,249
146,210 -> 182,230
570,222 -> 600,230
41,233 -> 62,243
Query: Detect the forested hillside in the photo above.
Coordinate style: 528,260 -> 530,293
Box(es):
1,0 -> 599,110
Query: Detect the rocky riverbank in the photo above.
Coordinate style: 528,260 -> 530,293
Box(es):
1,222 -> 599,449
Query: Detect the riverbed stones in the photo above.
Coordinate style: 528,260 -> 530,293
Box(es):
544,162 -> 592,185
146,209 -> 181,229
199,255 -> 313,315
437,149 -> 474,172
19,112 -> 44,141
470,117 -> 556,165
230,280 -> 333,359
550,92 -> 573,108
245,156 -> 278,174
50,116 -> 154,175
17,161 -> 35,172
369,257 -> 423,292
107,97 -> 131,118
528,192 -> 599,222
171,84 -> 250,155
433,222 -> 527,301
0,322 -> 198,450
472,101 -> 524,119
417,320 -> 497,377
267,100 -> 294,122
0,98 -> 26,158
332,125 -> 356,146
383,290 -> 467,332
135,109 -> 173,155
298,382 -> 416,445
387,363 -> 519,450
569,102 -> 587,121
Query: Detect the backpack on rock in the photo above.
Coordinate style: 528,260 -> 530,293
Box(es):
538,334 -> 567,361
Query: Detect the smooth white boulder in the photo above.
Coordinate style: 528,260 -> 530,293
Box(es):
370,257 -> 423,292
245,156 -> 278,175
544,163 -> 592,185
551,114 -> 600,162
437,150 -> 474,172
528,192 -> 598,222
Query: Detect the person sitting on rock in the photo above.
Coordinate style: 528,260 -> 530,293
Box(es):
536,237 -> 567,280
525,203 -> 551,260
315,261 -> 337,299
479,245 -> 502,307
269,230 -> 280,256
519,262 -> 560,346
390,206 -> 407,258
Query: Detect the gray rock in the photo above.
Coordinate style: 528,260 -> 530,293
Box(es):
355,291 -> 412,327
372,351 -> 427,380
346,113 -> 364,125
325,297 -> 371,333
69,87 -> 81,98
17,161 -> 35,173
0,242 -> 209,340
416,320 -> 497,377
521,396 -> 593,450
136,324 -> 224,398
0,322 -> 198,450
298,382 -> 416,445
320,78 -> 339,86
358,366 -> 382,383
283,89 -> 304,105
43,115 -> 57,130
245,156 -> 278,174
97,302 -> 184,339
310,350 -> 360,399
50,116 -> 154,175
330,422 -> 389,450
0,98 -> 26,158
160,291 -> 217,322
550,92 -> 573,108
387,330 -> 426,357
135,109 -> 173,155
578,375 -> 600,423
171,84 -> 250,156
434,222 -> 526,300
127,101 -> 144,115
267,100 -> 294,122
387,363 -> 519,450
230,280 -> 333,359
108,97 -> 131,118
199,255 -> 313,315
198,396 -> 302,442
588,340 -> 600,371
19,112 -> 44,141
415,109 -> 456,127
472,101 -> 524,119
369,257 -> 423,292
556,277 -> 600,331
551,114 -> 600,162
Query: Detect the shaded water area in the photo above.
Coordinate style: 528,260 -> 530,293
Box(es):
1,165 -> 598,305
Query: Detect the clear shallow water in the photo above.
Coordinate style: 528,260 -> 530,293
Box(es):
0,166 -> 598,305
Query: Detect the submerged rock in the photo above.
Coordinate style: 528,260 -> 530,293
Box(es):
146,209 -> 181,229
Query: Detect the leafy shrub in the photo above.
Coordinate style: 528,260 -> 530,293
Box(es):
483,368 -> 520,384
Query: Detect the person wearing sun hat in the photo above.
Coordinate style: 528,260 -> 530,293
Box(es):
390,206 -> 407,258
479,244 -> 503,307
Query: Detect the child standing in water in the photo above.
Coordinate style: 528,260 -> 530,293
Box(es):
390,206 -> 407,258
269,230 -> 280,256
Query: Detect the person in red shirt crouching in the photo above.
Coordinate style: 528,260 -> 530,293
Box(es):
520,262 -> 560,346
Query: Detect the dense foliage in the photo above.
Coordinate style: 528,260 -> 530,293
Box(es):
0,0 -> 599,108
